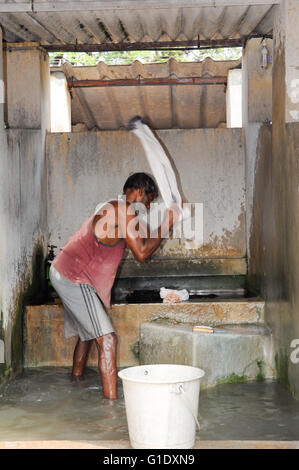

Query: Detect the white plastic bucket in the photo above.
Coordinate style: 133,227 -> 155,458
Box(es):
118,364 -> 205,449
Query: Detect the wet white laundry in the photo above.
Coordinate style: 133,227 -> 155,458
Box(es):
160,287 -> 189,303
129,117 -> 190,221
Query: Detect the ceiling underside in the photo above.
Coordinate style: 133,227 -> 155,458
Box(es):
0,3 -> 275,45
53,57 -> 242,130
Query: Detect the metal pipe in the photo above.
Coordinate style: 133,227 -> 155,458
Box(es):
68,76 -> 227,88
44,39 -> 242,52
43,35 -> 272,53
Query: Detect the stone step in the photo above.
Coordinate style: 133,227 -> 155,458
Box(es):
24,298 -> 265,368
139,322 -> 276,389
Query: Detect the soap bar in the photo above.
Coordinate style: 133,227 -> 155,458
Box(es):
193,325 -> 214,333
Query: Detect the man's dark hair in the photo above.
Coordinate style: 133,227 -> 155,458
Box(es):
123,172 -> 158,200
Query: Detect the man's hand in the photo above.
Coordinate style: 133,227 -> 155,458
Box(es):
118,200 -> 181,263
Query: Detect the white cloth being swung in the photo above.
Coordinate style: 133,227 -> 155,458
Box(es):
128,117 -> 190,222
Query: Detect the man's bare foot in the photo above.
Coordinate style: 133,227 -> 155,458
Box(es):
70,374 -> 84,382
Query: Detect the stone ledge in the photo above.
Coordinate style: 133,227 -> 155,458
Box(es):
24,300 -> 265,368
139,322 -> 275,388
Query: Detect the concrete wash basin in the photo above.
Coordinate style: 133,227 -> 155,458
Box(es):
25,298 -> 265,369
139,322 -> 276,389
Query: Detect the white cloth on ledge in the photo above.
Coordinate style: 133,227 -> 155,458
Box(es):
160,287 -> 189,303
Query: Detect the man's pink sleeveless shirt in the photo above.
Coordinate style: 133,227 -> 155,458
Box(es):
53,213 -> 126,309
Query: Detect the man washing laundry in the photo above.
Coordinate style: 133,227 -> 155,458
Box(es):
50,172 -> 180,400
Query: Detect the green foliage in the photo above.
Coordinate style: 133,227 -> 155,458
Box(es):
49,48 -> 242,66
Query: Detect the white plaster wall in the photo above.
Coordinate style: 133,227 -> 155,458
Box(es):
226,69 -> 242,128
50,72 -> 71,133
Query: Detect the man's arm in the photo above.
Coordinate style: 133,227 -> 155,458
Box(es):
118,202 -> 180,263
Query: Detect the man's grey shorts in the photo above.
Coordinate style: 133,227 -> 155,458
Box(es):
49,264 -> 115,341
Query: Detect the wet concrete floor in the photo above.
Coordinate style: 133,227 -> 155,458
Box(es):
0,367 -> 299,442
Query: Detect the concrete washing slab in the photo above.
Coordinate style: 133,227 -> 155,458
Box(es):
139,322 -> 275,388
24,299 -> 265,368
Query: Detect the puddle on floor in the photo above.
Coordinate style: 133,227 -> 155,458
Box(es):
0,367 -> 128,441
0,367 -> 299,441
198,381 -> 299,440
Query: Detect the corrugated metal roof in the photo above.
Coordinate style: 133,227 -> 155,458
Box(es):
52,57 -> 241,130
0,3 -> 274,44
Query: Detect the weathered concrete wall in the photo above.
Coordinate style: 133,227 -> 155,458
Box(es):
266,0 -> 299,398
47,128 -> 246,276
247,124 -> 272,294
242,38 -> 273,126
244,121 -> 264,270
248,0 -> 299,398
0,42 -> 50,382
3,42 -> 50,129
0,130 -> 48,378
242,37 -> 273,280
249,123 -> 299,398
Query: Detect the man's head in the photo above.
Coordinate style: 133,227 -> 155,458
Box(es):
123,173 -> 158,209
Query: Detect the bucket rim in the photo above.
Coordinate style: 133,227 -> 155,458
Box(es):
118,364 -> 205,384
